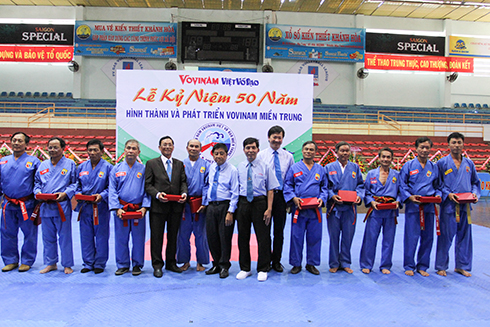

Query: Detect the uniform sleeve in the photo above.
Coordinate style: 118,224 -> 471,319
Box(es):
395,172 -> 403,209
398,163 -> 412,203
202,162 -> 210,205
433,166 -> 442,198
470,161 -> 481,198
64,161 -> 78,199
34,166 -> 42,195
355,165 -> 365,200
283,167 -> 296,203
99,164 -> 112,202
363,172 -> 374,207
142,190 -> 151,208
437,159 -> 451,202
227,168 -> 239,213
75,165 -> 82,195
108,166 -> 121,210
319,169 -> 329,205
0,165 -> 2,196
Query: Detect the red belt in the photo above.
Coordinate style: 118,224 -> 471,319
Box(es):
3,194 -> 34,229
327,202 -> 356,225
293,207 -> 322,224
183,196 -> 202,222
78,201 -> 100,226
364,196 -> 397,224
419,204 -> 440,236
31,196 -> 66,226
119,199 -> 142,227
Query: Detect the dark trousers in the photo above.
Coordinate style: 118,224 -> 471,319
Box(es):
206,201 -> 234,269
149,204 -> 182,269
236,196 -> 271,272
271,190 -> 287,264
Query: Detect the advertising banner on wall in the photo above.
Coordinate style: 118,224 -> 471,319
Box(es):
364,53 -> 474,72
287,61 -> 339,98
0,45 -> 73,62
366,33 -> 445,56
449,35 -> 490,58
478,172 -> 490,197
265,24 -> 365,63
116,70 -> 313,164
74,21 -> 177,58
101,57 -> 154,85
0,24 -> 74,45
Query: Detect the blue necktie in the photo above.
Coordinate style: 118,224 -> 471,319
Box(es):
166,159 -> 172,182
211,166 -> 220,201
274,151 -> 283,189
247,163 -> 253,202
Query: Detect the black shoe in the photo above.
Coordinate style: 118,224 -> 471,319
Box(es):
94,268 -> 104,274
271,262 -> 284,273
219,268 -> 229,279
306,264 -> 320,275
153,268 -> 163,278
290,266 -> 302,274
132,266 -> 142,276
166,263 -> 183,273
205,266 -> 220,275
115,267 -> 129,276
81,268 -> 92,273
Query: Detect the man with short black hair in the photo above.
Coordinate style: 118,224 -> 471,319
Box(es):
109,139 -> 150,276
284,141 -> 328,275
435,132 -> 480,277
0,132 -> 40,272
399,137 -> 440,277
75,139 -> 113,274
360,147 -> 400,275
256,125 -> 294,273
236,137 -> 279,281
34,137 -> 77,274
325,141 -> 364,274
145,136 -> 187,278
203,143 -> 238,279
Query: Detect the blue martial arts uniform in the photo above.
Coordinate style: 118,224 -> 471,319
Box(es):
75,159 -> 113,270
436,155 -> 480,272
283,160 -> 328,267
360,168 -> 400,271
109,161 -> 151,269
325,160 -> 365,269
34,156 -> 77,268
0,153 -> 40,267
176,157 -> 210,266
399,158 -> 441,272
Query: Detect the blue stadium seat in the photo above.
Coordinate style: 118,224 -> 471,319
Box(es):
454,103 -> 460,108
8,92 -> 15,97
25,92 -> 32,97
476,103 -> 482,109
484,104 -> 489,109
41,92 -> 48,97
17,92 -> 24,98
66,92 -> 73,98
461,103 -> 467,108
1,91 -> 7,97
33,92 -> 40,97
57,92 -> 65,98
49,92 -> 56,98
469,103 -> 475,108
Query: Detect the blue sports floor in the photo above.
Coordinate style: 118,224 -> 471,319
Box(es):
1,211 -> 490,327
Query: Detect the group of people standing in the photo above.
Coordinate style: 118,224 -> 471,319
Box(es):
0,128 -> 480,281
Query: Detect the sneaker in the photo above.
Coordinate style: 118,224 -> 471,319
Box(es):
257,271 -> 268,282
236,270 -> 252,280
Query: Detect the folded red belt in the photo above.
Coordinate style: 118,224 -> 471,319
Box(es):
75,194 -> 97,202
416,196 -> 441,204
338,190 -> 357,203
455,193 -> 477,204
122,212 -> 143,219
377,203 -> 397,210
164,194 -> 184,201
36,193 -> 58,201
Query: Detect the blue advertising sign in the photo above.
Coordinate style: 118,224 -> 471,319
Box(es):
74,21 -> 176,58
265,24 -> 365,63
478,172 -> 490,197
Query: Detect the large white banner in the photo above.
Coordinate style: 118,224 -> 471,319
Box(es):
116,70 -> 313,165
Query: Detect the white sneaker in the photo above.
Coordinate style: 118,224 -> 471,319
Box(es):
257,271 -> 268,282
236,270 -> 252,280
